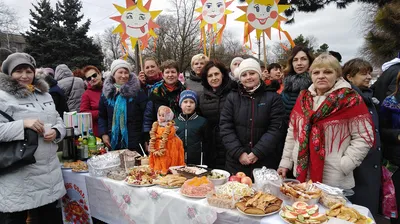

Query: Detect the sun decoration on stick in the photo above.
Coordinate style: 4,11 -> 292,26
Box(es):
195,0 -> 233,55
236,0 -> 294,47
110,0 -> 161,51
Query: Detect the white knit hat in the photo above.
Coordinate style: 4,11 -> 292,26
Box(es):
236,58 -> 262,80
230,57 -> 244,70
110,59 -> 131,76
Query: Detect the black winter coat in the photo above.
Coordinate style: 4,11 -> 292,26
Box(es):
98,76 -> 148,152
380,92 -> 400,166
220,83 -> 286,177
349,85 -> 381,216
199,76 -> 235,169
372,63 -> 400,105
44,75 -> 69,117
174,113 -> 207,165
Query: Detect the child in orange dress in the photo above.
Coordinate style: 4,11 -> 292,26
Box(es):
149,106 -> 185,174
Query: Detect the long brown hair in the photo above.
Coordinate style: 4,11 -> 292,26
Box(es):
284,46 -> 315,76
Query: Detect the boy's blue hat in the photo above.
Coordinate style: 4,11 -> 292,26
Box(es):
179,90 -> 198,106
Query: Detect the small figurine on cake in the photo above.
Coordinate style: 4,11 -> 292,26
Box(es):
149,106 -> 185,174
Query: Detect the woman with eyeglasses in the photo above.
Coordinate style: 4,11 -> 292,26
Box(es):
80,65 -> 103,137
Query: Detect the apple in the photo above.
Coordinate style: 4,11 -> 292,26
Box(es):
228,175 -> 241,182
236,172 -> 246,179
240,176 -> 252,187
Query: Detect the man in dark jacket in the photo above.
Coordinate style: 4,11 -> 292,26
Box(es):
372,57 -> 400,105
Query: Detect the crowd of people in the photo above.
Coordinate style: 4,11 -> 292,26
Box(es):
0,47 -> 399,223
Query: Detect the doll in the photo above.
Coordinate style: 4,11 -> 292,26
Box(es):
149,106 -> 185,174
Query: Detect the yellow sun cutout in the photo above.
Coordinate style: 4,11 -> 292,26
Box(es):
195,0 -> 233,55
236,0 -> 294,46
110,0 -> 162,51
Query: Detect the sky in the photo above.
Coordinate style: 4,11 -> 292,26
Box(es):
4,0 -> 367,63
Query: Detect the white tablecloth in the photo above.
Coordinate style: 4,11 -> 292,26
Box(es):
61,170 -> 375,224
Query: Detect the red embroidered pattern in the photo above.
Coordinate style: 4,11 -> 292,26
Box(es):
291,88 -> 375,182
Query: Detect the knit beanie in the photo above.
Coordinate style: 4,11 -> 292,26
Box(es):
111,59 -> 131,76
1,53 -> 36,75
230,57 -> 244,71
236,58 -> 262,80
179,90 -> 198,106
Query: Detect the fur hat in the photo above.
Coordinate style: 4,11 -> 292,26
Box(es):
1,53 -> 36,75
236,58 -> 262,80
179,90 -> 198,106
111,59 -> 131,76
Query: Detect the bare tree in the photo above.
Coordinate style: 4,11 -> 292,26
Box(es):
0,0 -> 21,54
97,26 -> 124,70
143,0 -> 200,72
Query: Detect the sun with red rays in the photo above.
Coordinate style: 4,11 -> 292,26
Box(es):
236,0 -> 291,44
195,0 -> 233,32
111,0 -> 161,50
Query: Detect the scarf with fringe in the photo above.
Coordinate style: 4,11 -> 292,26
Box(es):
292,88 -> 375,182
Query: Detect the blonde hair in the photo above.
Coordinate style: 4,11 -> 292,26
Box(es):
191,54 -> 209,67
309,54 -> 342,78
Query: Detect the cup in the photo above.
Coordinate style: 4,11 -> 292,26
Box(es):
44,123 -> 52,135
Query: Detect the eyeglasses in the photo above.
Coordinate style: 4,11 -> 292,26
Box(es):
85,73 -> 97,81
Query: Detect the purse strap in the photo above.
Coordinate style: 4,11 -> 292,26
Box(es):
0,110 -> 14,122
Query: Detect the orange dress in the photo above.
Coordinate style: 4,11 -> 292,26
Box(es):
149,125 -> 185,174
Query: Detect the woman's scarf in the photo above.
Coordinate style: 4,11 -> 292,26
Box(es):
150,80 -> 186,116
110,94 -> 129,149
293,88 -> 375,182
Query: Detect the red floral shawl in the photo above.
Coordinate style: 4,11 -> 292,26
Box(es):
291,87 -> 375,182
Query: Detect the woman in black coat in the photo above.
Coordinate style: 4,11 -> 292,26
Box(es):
380,71 -> 400,224
199,61 -> 235,169
220,59 -> 286,177
342,58 -> 381,216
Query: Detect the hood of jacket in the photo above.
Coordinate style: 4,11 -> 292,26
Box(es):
0,73 -> 49,98
102,74 -> 140,99
382,58 -> 400,72
54,64 -> 73,81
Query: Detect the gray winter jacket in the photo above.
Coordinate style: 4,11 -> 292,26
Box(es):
0,73 -> 66,212
55,64 -> 85,112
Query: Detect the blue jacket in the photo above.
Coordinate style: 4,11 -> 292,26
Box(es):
98,75 -> 148,151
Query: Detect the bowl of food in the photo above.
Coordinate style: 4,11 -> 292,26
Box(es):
207,169 -> 230,186
279,180 -> 321,205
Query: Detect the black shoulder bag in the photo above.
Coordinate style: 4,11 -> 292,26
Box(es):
0,110 -> 39,174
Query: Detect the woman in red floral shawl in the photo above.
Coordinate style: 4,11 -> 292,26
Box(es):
278,54 -> 375,190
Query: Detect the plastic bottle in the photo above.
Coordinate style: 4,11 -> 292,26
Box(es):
82,131 -> 89,160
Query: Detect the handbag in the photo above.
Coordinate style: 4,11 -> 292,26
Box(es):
0,110 -> 39,174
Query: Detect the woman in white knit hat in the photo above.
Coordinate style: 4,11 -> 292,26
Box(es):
220,58 -> 286,177
229,57 -> 244,81
98,59 -> 148,152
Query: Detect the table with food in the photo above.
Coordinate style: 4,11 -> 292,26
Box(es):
61,151 -> 376,224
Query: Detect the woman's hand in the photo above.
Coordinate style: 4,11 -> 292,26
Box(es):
138,71 -> 146,85
277,167 -> 289,178
248,152 -> 258,164
239,152 -> 251,165
102,135 -> 111,149
24,119 -> 44,134
43,129 -> 57,142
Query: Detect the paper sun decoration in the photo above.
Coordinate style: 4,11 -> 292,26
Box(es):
111,0 -> 161,56
195,0 -> 233,55
236,0 -> 295,50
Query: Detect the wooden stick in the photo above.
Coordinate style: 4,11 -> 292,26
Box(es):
138,41 -> 144,71
208,32 -> 212,59
262,32 -> 267,67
